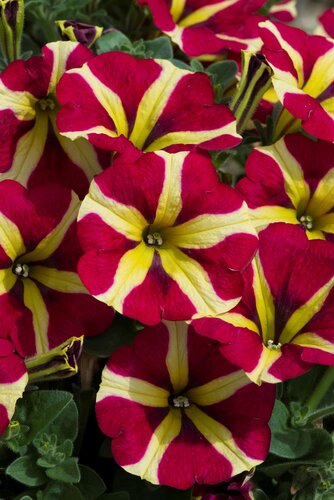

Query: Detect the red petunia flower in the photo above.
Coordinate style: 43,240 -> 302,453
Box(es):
96,321 -> 275,489
137,0 -> 296,58
77,150 -> 258,324
193,223 -> 334,384
0,180 -> 114,357
237,134 -> 334,241
56,51 -> 241,159
0,41 -> 110,197
259,21 -> 334,141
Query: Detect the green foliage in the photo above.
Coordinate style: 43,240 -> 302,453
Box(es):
1,390 -> 107,499
96,30 -> 174,60
84,314 -> 141,358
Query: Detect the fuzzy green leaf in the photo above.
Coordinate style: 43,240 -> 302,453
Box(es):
6,456 -> 47,487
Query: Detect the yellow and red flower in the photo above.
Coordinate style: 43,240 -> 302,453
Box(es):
56,51 -> 241,159
0,41 -> 109,197
0,180 -> 114,357
237,134 -> 334,240
96,321 -> 275,489
77,150 -> 258,324
259,21 -> 334,141
137,0 -> 296,58
193,223 -> 334,384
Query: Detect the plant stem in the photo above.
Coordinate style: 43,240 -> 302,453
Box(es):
305,366 -> 334,416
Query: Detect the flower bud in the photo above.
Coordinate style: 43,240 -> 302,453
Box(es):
25,336 -> 83,382
0,0 -> 24,62
55,20 -> 103,47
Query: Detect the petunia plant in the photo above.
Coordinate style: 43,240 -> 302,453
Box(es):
2,0 -> 334,499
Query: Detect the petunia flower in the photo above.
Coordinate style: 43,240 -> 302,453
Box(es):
193,223 -> 334,384
259,21 -> 334,141
96,321 -> 275,489
0,41 -> 110,198
56,51 -> 241,159
315,8 -> 334,38
0,180 -> 114,357
236,134 -> 334,240
136,0 -> 296,59
77,150 -> 258,325
0,338 -> 27,436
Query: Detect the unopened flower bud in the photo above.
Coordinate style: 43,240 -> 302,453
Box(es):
25,336 -> 83,382
0,0 -> 24,62
55,20 -> 103,48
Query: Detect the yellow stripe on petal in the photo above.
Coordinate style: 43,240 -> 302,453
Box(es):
50,112 -> 103,180
159,244 -> 240,316
215,312 -> 259,333
0,269 -> 17,295
129,61 -> 188,150
316,213 -> 334,234
307,168 -> 334,218
185,405 -> 258,474
24,192 -> 80,263
125,409 -> 182,484
246,346 -> 282,385
97,369 -> 169,407
165,321 -> 188,393
279,276 -> 334,344
260,21 -> 304,87
306,229 -> 325,240
164,203 -> 256,249
321,96 -> 334,114
250,206 -> 299,230
292,332 -> 334,354
47,41 -> 83,94
179,0 -> 239,27
187,370 -> 249,406
29,266 -> 87,294
260,140 -> 310,212
96,242 -> 154,311
302,47 -> 334,99
0,111 -> 48,186
79,182 -> 147,241
170,0 -> 186,22
0,372 -> 28,422
145,121 -> 240,152
23,279 -> 49,354
153,151 -> 185,228
58,125 -> 120,142
68,64 -> 128,137
252,255 -> 275,345
0,213 -> 25,261
0,81 -> 37,120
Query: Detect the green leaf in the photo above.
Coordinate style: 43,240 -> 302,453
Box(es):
206,60 -> 238,91
84,315 -> 140,358
42,481 -> 85,500
46,457 -> 81,484
143,37 -> 173,59
6,456 -> 47,487
13,390 -> 76,445
96,30 -> 132,54
42,400 -> 78,442
190,59 -> 205,72
261,428 -> 334,477
269,400 -> 312,458
77,465 -> 106,499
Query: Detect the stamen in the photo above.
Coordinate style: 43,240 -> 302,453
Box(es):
172,395 -> 190,408
299,214 -> 313,231
267,340 -> 282,351
38,98 -> 55,111
145,231 -> 163,247
12,262 -> 29,278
